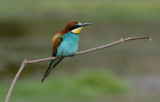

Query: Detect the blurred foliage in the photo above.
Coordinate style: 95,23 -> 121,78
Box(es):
0,0 -> 160,101
0,0 -> 160,76
0,0 -> 160,22
1,70 -> 128,102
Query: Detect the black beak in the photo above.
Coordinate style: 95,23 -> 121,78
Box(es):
81,23 -> 91,27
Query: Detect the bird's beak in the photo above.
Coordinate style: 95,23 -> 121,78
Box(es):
81,23 -> 91,27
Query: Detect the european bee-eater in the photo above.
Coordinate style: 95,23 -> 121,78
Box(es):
41,21 -> 91,82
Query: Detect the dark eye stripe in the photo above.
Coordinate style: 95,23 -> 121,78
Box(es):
70,25 -> 81,30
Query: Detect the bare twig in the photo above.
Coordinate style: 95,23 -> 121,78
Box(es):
5,36 -> 151,102
5,58 -> 27,102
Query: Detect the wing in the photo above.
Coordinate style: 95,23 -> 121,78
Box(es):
41,33 -> 64,82
52,33 -> 64,56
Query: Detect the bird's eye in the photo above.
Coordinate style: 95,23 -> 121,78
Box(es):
70,25 -> 78,30
74,25 -> 78,28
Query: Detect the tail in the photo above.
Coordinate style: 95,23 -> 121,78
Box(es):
41,57 -> 64,82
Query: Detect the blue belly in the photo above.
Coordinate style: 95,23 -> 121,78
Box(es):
56,32 -> 79,57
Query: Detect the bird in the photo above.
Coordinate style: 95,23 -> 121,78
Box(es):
41,21 -> 91,82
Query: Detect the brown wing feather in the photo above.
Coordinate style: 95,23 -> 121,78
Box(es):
52,33 -> 63,56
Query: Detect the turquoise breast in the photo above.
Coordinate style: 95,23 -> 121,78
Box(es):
56,32 -> 79,57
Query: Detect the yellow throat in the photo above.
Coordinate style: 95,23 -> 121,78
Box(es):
71,27 -> 82,34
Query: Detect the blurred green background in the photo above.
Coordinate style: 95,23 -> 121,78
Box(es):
0,0 -> 160,102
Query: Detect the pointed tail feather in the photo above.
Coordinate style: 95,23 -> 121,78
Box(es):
41,60 -> 53,82
41,57 -> 64,82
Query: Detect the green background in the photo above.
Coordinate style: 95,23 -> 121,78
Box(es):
0,0 -> 160,102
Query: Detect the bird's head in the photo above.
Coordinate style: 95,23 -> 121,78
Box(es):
61,21 -> 91,34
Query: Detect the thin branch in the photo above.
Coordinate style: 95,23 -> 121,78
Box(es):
26,36 -> 151,64
76,36 -> 151,55
5,58 -> 27,102
5,36 -> 151,102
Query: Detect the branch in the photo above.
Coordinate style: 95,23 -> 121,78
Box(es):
5,59 -> 27,102
5,36 -> 151,102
